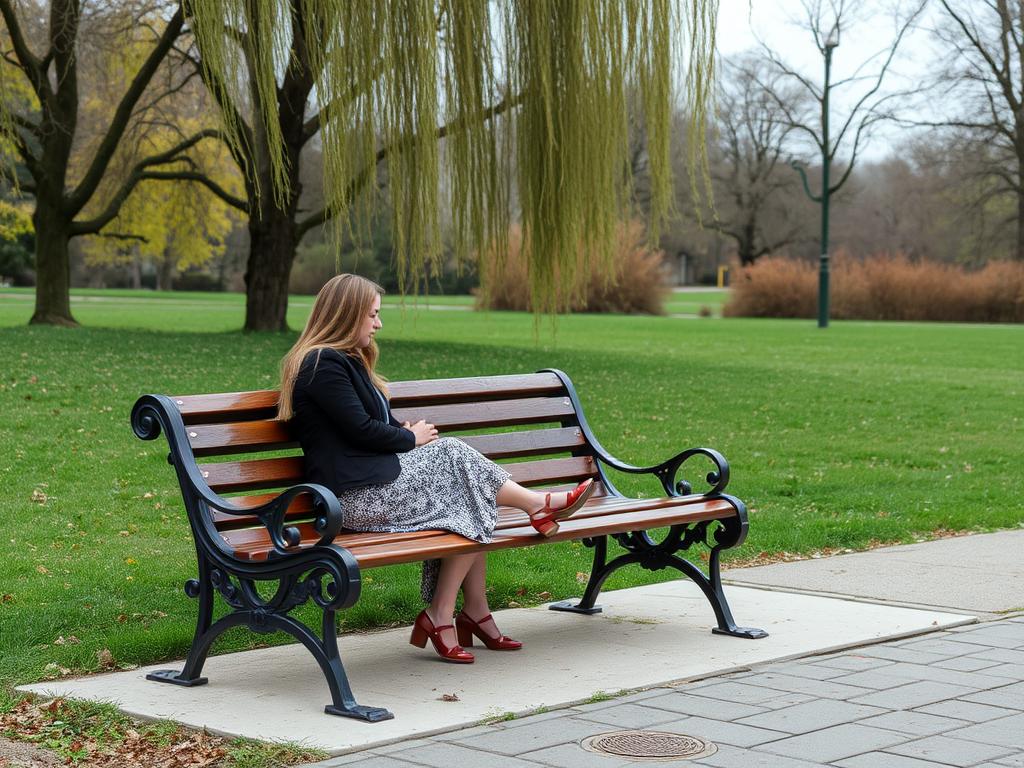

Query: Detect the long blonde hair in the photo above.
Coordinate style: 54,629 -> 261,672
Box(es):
278,274 -> 388,421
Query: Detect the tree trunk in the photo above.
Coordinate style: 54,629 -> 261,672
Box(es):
30,194 -> 77,326
244,207 -> 299,331
1018,185 -> 1024,260
739,220 -> 757,266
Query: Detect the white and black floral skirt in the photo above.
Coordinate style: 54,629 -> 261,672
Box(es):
336,437 -> 510,602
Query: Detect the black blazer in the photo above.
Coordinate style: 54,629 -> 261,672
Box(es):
291,347 -> 415,495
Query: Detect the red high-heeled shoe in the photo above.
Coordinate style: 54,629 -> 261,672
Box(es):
530,478 -> 596,537
409,610 -> 474,663
455,611 -> 523,651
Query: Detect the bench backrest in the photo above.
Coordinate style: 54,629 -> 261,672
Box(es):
170,371 -> 603,537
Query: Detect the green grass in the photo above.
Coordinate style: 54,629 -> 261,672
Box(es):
663,289 -> 729,316
0,291 -> 1021,694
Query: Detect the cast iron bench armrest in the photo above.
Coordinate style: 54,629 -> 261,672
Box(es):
131,394 -> 344,556
540,368 -> 731,497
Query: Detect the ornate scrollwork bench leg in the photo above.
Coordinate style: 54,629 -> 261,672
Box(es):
147,551 -> 393,721
550,497 -> 767,640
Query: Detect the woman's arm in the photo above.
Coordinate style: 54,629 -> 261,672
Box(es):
304,353 -> 415,453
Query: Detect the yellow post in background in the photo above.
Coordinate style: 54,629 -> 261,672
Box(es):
717,266 -> 730,288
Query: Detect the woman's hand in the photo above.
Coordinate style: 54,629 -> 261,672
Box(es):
403,420 -> 439,446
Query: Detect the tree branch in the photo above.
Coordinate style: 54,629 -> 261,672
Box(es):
139,170 -> 250,212
67,7 -> 186,216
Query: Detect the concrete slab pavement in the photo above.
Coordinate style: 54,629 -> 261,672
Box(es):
723,529 -> 1024,616
18,581 -> 971,755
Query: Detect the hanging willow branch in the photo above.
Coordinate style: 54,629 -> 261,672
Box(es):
185,0 -> 717,307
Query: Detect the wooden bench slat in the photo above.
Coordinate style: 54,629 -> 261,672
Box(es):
224,495 -> 735,564
189,420 -> 296,457
391,396 -> 575,431
205,453 -> 595,497
190,423 -> 585,461
173,373 -> 565,425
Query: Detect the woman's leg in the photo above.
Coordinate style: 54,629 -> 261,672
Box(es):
460,553 -> 490,619
426,553 -> 476,646
496,480 -> 568,517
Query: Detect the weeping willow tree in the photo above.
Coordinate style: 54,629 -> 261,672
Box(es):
186,0 -> 716,326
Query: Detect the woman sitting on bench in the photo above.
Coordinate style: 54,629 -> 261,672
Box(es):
278,274 -> 595,664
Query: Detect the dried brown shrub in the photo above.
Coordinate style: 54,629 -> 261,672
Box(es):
476,221 -> 668,314
724,253 -> 1024,323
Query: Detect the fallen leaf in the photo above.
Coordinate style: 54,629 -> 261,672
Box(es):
575,571 -> 590,583
536,591 -> 551,599
514,586 -> 527,596
438,693 -> 460,702
30,489 -> 47,504
97,648 -> 115,668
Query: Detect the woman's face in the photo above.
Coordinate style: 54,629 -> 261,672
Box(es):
356,294 -> 383,348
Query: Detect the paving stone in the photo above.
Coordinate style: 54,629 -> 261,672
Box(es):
451,717 -> 608,756
757,691 -> 816,710
835,752 -> 960,768
760,662 -> 852,681
304,752 -> 381,767
855,646 -> 958,665
830,670 -> 915,690
898,638 -> 992,656
945,712 -> 1024,750
430,723 -> 502,740
995,753 -> 1024,767
729,672 -> 872,700
371,740 -> 435,755
695,743 -> 828,768
759,723 -> 908,763
735,699 -> 886,735
501,710 -> 582,728
963,681 -> 1024,710
679,680 -> 799,706
643,692 -> 769,721
309,756 -> 420,768
935,656 -> 1004,672
952,623 -> 1024,640
518,742 -> 634,768
970,648 -> 1024,665
945,632 -> 1024,650
849,680 -> 975,709
870,661 -> 1013,689
650,716 -> 787,749
574,703 -> 682,729
618,688 -> 676,703
806,654 -> 896,672
386,741 -> 547,768
978,663 -> 1024,681
856,709 -> 970,737
914,699 -> 1019,723
886,734 -> 1015,766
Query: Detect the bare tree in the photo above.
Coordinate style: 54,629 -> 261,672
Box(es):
704,54 -> 813,265
754,0 -> 927,213
929,1 -> 1024,259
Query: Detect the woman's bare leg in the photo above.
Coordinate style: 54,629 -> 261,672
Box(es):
460,553 -> 510,642
426,554 -> 476,647
496,480 -> 568,517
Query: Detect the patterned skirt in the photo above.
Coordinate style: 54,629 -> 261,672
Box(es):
336,437 -> 510,601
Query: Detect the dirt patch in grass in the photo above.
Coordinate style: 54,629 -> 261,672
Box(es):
0,734 -> 62,767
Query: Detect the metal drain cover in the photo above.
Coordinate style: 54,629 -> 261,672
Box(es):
582,730 -> 718,761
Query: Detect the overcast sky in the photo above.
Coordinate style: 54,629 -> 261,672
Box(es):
711,0 -> 942,161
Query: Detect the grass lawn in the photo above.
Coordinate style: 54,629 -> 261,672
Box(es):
0,290 -> 1021,694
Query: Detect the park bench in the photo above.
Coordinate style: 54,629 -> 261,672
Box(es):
130,368 -> 766,723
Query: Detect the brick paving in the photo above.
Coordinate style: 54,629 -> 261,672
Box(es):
306,617 -> 1024,767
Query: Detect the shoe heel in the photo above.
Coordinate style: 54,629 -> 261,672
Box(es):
456,622 -> 474,648
538,520 -> 559,537
409,624 -> 428,648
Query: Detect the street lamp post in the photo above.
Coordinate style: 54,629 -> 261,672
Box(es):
819,26 -> 839,329
790,26 -> 840,328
